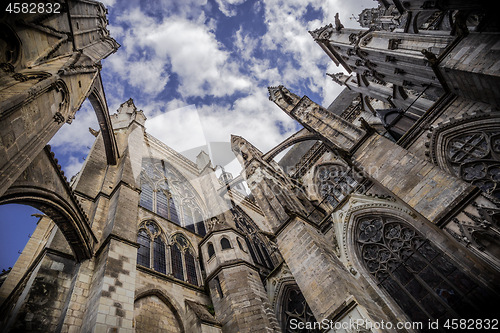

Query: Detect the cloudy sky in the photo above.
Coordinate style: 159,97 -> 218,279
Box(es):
1,0 -> 375,270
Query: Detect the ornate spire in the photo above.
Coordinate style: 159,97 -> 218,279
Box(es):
231,135 -> 263,166
267,85 -> 301,113
326,72 -> 347,86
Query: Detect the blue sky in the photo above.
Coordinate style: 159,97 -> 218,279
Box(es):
1,0 -> 374,271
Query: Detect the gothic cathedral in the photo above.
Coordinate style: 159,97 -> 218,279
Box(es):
0,0 -> 499,332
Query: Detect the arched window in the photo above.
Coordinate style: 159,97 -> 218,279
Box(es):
182,202 -> 206,235
208,243 -> 215,258
137,230 -> 151,268
315,163 -> 359,209
355,215 -> 496,325
281,286 -> 320,333
185,251 -> 198,285
446,131 -> 500,199
140,174 -> 180,224
171,233 -> 199,285
171,244 -> 183,281
139,158 -> 207,235
137,221 -> 165,274
221,237 -> 232,250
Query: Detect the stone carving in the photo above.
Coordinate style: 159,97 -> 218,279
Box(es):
427,112 -> 500,200
327,72 -> 346,86
308,24 -> 334,41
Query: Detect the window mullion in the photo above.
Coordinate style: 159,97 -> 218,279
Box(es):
181,251 -> 187,282
166,244 -> 172,276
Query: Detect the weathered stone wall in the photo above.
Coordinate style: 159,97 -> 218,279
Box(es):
134,295 -> 182,333
209,264 -> 280,333
276,215 -> 394,326
440,33 -> 500,107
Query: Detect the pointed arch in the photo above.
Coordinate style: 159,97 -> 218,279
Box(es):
169,232 -> 199,286
344,205 -> 500,325
134,289 -> 185,333
139,158 -> 207,235
137,220 -> 167,274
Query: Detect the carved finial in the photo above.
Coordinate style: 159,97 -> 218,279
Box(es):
326,72 -> 346,86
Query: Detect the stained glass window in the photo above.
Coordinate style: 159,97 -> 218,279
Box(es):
315,164 -> 358,209
171,244 -> 184,281
139,159 -> 205,235
446,131 -> 500,199
140,182 -> 153,212
196,221 -> 206,237
184,207 -> 195,233
137,230 -> 151,268
170,197 -> 180,225
232,207 -> 275,270
282,287 -> 319,333
356,216 -> 493,326
153,237 -> 166,274
137,221 -> 166,275
185,251 -> 198,285
156,182 -> 169,219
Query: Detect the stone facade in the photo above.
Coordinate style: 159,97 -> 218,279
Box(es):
1,0 -> 500,333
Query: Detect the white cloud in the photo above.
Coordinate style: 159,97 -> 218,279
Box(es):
214,0 -> 247,17
100,0 -> 116,8
49,100 -> 99,155
48,100 -> 99,177
65,156 -> 85,178
107,9 -> 251,99
146,105 -> 207,155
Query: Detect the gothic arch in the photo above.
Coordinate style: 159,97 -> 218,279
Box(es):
0,146 -> 95,262
87,74 -> 119,165
427,111 -> 500,200
134,289 -> 185,333
262,128 -> 321,162
344,204 -> 500,324
274,281 -> 319,333
139,158 -> 208,235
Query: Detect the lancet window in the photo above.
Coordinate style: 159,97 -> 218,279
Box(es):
136,221 -> 167,274
315,163 -> 359,209
139,158 -> 207,236
170,233 -> 199,285
231,207 -> 275,270
356,215 -> 495,325
281,286 -> 320,333
136,223 -> 199,286
446,131 -> 500,199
